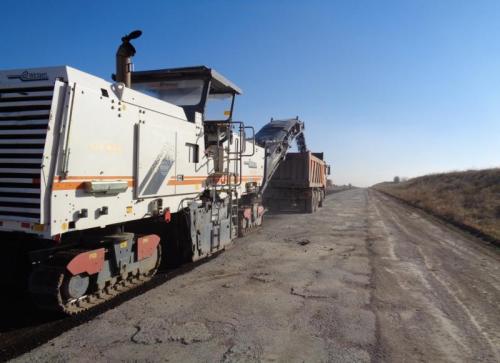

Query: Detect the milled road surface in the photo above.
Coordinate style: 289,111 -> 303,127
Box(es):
14,189 -> 500,362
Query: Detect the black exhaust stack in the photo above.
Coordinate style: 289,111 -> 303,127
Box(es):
115,30 -> 142,87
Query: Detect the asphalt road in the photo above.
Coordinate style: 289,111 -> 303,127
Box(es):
14,189 -> 500,362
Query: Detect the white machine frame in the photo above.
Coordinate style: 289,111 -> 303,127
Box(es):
0,66 -> 265,238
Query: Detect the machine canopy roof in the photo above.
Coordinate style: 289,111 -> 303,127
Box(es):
131,66 -> 242,95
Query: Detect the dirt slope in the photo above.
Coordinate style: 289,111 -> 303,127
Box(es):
374,169 -> 500,241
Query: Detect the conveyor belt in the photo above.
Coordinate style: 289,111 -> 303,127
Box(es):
255,117 -> 307,194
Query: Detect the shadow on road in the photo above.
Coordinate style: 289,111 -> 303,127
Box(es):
0,252 -> 222,362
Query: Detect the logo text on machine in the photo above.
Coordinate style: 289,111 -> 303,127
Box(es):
7,71 -> 49,82
244,160 -> 258,168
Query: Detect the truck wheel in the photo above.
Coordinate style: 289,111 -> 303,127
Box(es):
318,190 -> 324,207
305,195 -> 314,213
313,191 -> 318,212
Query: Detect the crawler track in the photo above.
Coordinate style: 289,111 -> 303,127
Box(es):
30,267 -> 156,315
0,224 -> 263,361
30,245 -> 162,315
0,250 -> 218,362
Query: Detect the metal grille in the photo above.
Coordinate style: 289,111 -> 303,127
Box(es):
0,85 -> 53,222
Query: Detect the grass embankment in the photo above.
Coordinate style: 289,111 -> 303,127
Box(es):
373,169 -> 500,242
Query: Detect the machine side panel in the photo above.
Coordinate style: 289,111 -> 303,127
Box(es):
240,141 -> 265,190
116,83 -> 187,122
60,84 -> 135,177
170,119 -> 208,195
50,82 -> 136,234
49,81 -> 209,236
136,122 -> 177,198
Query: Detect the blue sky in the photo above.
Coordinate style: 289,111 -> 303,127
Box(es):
2,0 -> 499,186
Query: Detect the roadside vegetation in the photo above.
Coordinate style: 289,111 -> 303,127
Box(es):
373,169 -> 500,241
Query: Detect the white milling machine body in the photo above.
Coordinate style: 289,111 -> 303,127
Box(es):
0,31 -> 304,314
0,66 -> 264,238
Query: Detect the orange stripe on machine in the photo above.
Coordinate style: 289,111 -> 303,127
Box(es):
166,175 -> 263,186
52,176 -> 134,191
52,175 -> 263,189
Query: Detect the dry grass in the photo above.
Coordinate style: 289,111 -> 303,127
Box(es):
373,169 -> 500,241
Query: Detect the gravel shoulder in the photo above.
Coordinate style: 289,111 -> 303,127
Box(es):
14,189 -> 500,362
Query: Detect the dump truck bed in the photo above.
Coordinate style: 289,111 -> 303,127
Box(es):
264,152 -> 328,213
268,152 -> 326,189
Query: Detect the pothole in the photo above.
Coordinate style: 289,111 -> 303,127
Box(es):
131,318 -> 212,345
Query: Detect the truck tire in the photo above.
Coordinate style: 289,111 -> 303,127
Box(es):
313,191 -> 318,212
305,195 -> 314,213
307,191 -> 318,213
318,190 -> 324,207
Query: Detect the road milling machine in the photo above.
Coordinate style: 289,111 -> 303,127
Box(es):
0,31 -> 306,314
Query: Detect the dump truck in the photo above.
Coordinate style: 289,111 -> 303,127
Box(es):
0,30 -> 308,314
263,152 -> 329,213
